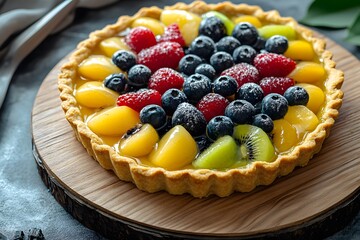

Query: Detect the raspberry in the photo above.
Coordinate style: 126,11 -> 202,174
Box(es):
196,93 -> 230,122
259,76 -> 295,96
253,53 -> 296,77
221,63 -> 260,89
158,23 -> 186,47
148,68 -> 185,94
138,41 -> 185,72
125,27 -> 157,53
117,89 -> 161,112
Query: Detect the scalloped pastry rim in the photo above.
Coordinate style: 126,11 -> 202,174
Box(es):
58,1 -> 344,197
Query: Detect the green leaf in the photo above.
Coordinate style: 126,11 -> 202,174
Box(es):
346,14 -> 360,46
301,0 -> 360,28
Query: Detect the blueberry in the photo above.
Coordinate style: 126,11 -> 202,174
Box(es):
195,135 -> 212,152
172,102 -> 207,136
252,113 -> 274,133
206,115 -> 234,141
199,16 -> 227,42
213,75 -> 238,97
265,35 -> 289,54
104,73 -> 127,93
179,54 -> 203,76
210,51 -> 234,73
127,64 -> 151,87
183,73 -> 212,103
232,22 -> 259,46
225,99 -> 255,124
261,93 -> 288,120
161,88 -> 188,115
112,50 -> 137,71
236,82 -> 264,105
140,104 -> 167,130
253,37 -> 266,51
254,101 -> 262,114
232,45 -> 257,64
284,86 -> 309,106
216,36 -> 241,54
195,64 -> 216,80
188,35 -> 216,61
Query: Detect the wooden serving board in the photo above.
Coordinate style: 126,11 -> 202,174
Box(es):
32,37 -> 360,240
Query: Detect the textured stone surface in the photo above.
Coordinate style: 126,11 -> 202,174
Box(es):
0,0 -> 359,239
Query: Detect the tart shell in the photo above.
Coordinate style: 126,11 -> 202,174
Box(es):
58,1 -> 344,197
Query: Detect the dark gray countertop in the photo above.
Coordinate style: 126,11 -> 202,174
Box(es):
0,1 -> 359,239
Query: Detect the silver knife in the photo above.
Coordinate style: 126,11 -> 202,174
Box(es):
0,0 -> 79,109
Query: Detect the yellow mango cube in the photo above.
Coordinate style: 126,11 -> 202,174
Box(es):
149,125 -> 198,170
284,40 -> 315,61
284,105 -> 319,137
119,124 -> 159,157
75,81 -> 118,108
296,83 -> 325,113
99,37 -> 130,57
272,119 -> 299,153
288,61 -> 326,83
233,15 -> 262,28
160,10 -> 202,46
87,106 -> 140,136
78,55 -> 122,81
131,17 -> 165,36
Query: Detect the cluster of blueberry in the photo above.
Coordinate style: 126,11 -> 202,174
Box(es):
103,18 -> 310,147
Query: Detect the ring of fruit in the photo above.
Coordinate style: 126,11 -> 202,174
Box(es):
58,1 -> 343,197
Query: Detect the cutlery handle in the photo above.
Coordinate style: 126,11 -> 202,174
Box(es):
8,0 -> 79,64
0,0 -> 79,109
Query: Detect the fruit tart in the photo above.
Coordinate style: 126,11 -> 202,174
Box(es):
58,1 -> 344,197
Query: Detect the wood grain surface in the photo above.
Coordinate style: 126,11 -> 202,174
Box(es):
31,37 -> 360,239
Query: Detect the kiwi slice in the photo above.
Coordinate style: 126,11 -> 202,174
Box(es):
233,124 -> 275,163
193,135 -> 238,170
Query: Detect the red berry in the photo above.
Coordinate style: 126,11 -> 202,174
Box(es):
253,53 -> 296,77
158,23 -> 186,47
259,76 -> 295,96
148,68 -> 185,94
138,41 -> 185,72
221,63 -> 260,89
125,27 -> 157,53
196,93 -> 230,122
117,89 -> 161,112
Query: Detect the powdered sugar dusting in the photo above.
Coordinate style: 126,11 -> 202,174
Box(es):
172,102 -> 206,136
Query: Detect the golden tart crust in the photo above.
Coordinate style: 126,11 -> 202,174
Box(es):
58,1 -> 344,197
